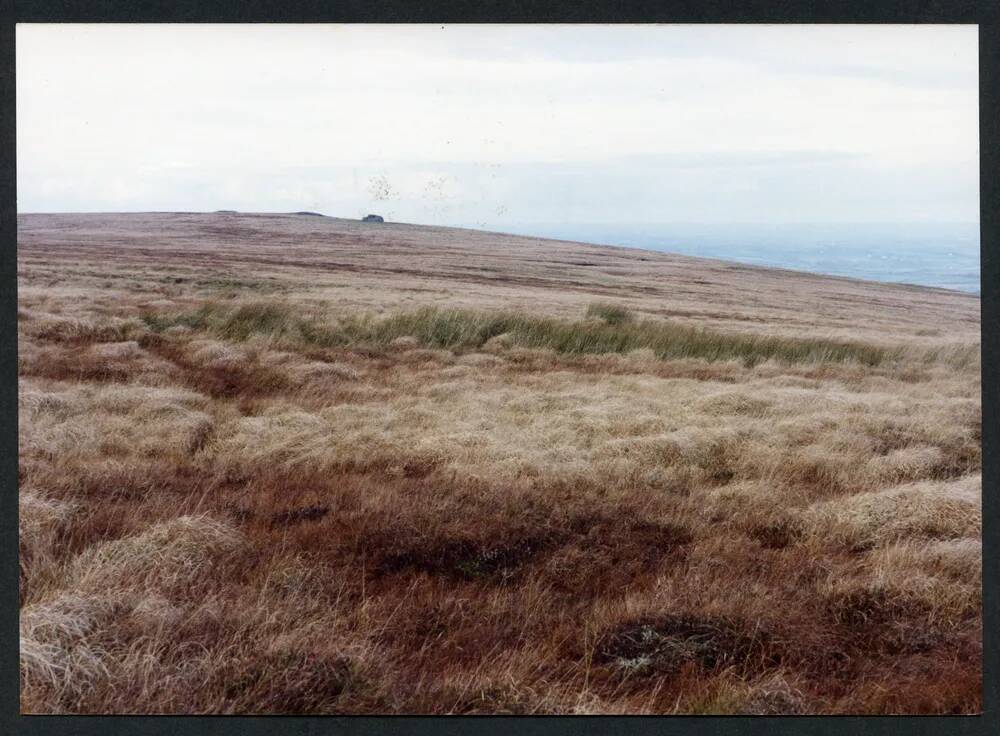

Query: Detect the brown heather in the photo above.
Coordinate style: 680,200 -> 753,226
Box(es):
18,213 -> 981,714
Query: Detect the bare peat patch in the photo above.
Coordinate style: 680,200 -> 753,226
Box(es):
595,614 -> 779,679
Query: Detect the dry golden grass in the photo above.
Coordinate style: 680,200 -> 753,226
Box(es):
18,212 -> 981,714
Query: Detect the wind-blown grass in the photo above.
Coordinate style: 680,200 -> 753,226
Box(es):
22,213 -> 981,715
586,302 -> 634,326
143,302 -> 897,367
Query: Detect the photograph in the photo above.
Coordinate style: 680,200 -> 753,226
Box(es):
16,23 -> 982,715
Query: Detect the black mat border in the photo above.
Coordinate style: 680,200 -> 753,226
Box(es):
1,2 -> 997,734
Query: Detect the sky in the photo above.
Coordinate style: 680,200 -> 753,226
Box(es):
16,24 -> 980,228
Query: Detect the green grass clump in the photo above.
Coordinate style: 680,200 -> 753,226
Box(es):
143,302 -> 343,346
586,302 -> 634,325
140,308 -> 211,333
215,303 -> 300,341
917,342 -> 980,369
360,307 -> 892,366
143,301 -> 896,367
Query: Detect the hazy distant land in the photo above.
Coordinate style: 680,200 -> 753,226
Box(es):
500,222 -> 980,294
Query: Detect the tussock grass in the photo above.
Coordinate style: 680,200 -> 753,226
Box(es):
802,475 -> 981,551
21,594 -> 119,705
145,301 -> 896,367
19,215 -> 982,715
586,302 -> 634,325
346,307 -> 896,366
66,516 -> 245,595
20,492 -> 76,602
916,342 -> 981,370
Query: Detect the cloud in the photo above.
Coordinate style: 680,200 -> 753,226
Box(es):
16,24 -> 978,225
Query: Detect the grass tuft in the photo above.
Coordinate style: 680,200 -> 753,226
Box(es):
145,302 -> 896,367
586,302 -> 634,325
20,215 -> 981,715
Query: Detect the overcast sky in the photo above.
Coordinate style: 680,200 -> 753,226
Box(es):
16,24 -> 979,227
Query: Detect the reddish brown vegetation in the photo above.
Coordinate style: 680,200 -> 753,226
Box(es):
18,213 -> 981,714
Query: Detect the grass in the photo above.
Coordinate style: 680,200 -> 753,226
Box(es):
586,302 -> 634,325
142,301 -> 897,367
18,214 -> 982,715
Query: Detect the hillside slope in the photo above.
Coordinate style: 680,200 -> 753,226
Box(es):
17,212 -> 979,344
17,213 -> 981,714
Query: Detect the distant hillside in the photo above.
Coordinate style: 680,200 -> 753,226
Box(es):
16,212 -> 979,346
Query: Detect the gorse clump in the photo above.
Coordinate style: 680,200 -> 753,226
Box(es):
144,301 -> 897,367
